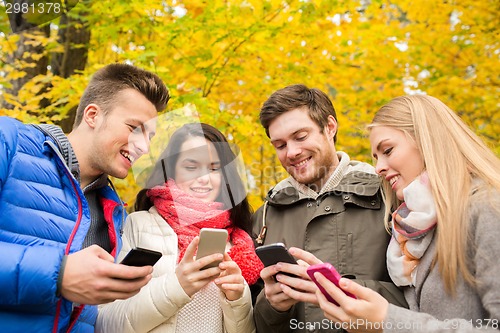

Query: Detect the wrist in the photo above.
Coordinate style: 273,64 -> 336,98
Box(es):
56,255 -> 68,297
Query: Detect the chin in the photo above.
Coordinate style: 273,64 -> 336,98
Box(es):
110,169 -> 129,180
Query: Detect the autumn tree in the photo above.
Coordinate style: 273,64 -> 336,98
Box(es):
1,0 -> 498,209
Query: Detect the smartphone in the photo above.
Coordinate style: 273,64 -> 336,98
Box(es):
255,243 -> 298,277
195,228 -> 228,269
120,247 -> 162,267
306,263 -> 356,305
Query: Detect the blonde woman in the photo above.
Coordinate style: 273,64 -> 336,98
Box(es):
313,95 -> 500,332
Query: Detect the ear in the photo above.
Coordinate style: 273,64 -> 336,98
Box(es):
82,104 -> 101,129
325,115 -> 338,141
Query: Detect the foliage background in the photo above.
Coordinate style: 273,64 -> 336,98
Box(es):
1,0 -> 499,210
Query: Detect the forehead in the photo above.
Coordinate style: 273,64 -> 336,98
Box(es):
268,107 -> 316,140
178,136 -> 220,160
369,126 -> 410,148
110,89 -> 158,127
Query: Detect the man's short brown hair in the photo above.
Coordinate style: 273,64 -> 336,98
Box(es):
73,63 -> 170,128
260,84 -> 337,142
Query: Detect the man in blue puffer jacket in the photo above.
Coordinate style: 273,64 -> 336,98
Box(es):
0,63 -> 170,333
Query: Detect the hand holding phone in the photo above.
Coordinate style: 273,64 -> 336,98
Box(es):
120,247 -> 162,267
255,243 -> 298,277
195,228 -> 228,270
307,263 -> 356,305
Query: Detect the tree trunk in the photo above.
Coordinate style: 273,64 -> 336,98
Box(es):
51,11 -> 91,132
1,25 -> 50,110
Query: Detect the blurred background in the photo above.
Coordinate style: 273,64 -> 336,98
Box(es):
1,0 -> 498,210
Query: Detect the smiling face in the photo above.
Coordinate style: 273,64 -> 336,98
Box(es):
370,126 -> 425,201
174,136 -> 222,203
268,107 -> 339,190
88,88 -> 158,181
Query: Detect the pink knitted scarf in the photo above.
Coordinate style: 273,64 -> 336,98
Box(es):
147,180 -> 263,285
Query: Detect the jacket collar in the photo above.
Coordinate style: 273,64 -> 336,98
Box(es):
32,124 -> 80,181
266,171 -> 381,205
267,152 -> 380,205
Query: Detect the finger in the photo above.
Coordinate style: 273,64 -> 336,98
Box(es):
266,285 -> 295,304
316,289 -> 341,322
90,244 -> 115,262
275,273 -> 317,293
276,262 -> 308,279
181,236 -> 200,263
260,265 -> 279,283
338,278 -> 370,301
217,283 -> 245,292
219,259 -> 240,273
315,272 -> 350,305
296,259 -> 310,268
280,283 -> 318,304
264,278 -> 290,300
215,274 -> 244,285
194,253 -> 224,270
109,261 -> 153,280
288,247 -> 323,265
98,278 -> 152,303
222,252 -> 233,262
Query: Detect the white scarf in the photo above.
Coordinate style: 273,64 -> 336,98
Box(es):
386,172 -> 438,287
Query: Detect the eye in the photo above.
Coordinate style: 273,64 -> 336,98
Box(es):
184,165 -> 197,171
273,143 -> 286,150
383,147 -> 393,155
210,163 -> 221,172
297,134 -> 307,141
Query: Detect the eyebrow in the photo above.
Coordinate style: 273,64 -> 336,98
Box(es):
376,139 -> 390,151
372,138 -> 390,158
270,127 -> 312,144
181,158 -> 221,165
127,118 -> 155,136
181,158 -> 200,164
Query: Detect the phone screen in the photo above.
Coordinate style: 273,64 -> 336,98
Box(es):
255,243 -> 298,278
255,243 -> 297,267
120,247 -> 162,267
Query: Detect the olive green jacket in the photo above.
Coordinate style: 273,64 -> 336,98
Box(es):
252,161 -> 407,333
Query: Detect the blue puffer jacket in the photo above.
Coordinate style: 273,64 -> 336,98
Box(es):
0,116 -> 126,333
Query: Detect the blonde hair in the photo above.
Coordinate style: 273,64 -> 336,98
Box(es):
368,94 -> 500,295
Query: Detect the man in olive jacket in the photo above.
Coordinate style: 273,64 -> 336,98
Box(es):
252,84 -> 406,333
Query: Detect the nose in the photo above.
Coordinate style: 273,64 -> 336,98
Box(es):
134,136 -> 150,156
132,128 -> 152,156
196,171 -> 211,184
286,142 -> 302,159
374,158 -> 387,176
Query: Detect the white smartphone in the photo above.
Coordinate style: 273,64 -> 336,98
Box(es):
195,228 -> 228,269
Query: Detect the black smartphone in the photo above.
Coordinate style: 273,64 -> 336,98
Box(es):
120,247 -> 162,267
255,243 -> 298,277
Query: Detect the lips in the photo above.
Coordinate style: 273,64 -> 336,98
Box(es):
388,175 -> 400,189
190,187 -> 212,193
120,150 -> 136,164
291,156 -> 311,168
